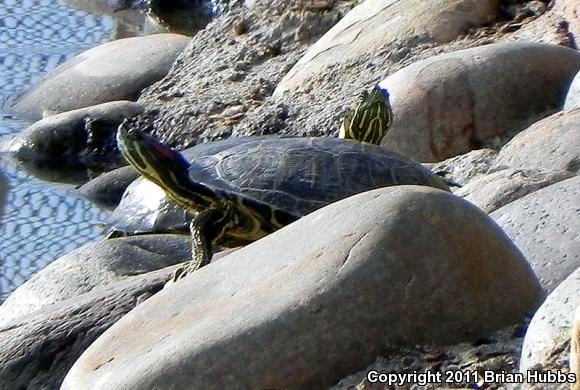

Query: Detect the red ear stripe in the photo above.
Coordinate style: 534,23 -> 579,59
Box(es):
151,142 -> 176,160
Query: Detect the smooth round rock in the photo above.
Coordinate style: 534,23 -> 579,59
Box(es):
0,265 -> 178,390
274,0 -> 499,95
3,101 -> 142,172
377,42 -> 580,162
10,34 -> 190,120
456,168 -> 574,213
78,166 -> 139,210
495,108 -> 580,174
520,266 -> 580,373
62,186 -> 542,390
491,175 -> 580,292
565,71 -> 580,111
0,234 -> 191,326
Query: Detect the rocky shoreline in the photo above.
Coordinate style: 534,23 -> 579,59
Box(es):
0,0 -> 579,389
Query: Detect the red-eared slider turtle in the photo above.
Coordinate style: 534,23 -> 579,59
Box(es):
115,86 -> 447,280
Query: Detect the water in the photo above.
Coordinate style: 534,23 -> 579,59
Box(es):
0,0 -> 116,299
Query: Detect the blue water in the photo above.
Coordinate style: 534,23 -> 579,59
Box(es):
0,0 -> 116,298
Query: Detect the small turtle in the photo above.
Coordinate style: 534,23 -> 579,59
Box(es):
340,87 -> 392,144
115,86 -> 446,281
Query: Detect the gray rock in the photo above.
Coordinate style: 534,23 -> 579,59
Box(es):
565,71 -> 580,111
0,265 -> 178,390
2,101 -> 142,182
495,108 -> 580,174
10,34 -> 190,120
378,43 -> 580,161
424,148 -> 498,187
274,0 -> 499,95
491,175 -> 580,292
520,266 -> 580,374
78,166 -> 139,210
0,234 -> 191,326
62,186 -> 542,390
456,168 -> 574,213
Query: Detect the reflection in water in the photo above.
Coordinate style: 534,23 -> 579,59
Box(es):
0,0 -> 115,299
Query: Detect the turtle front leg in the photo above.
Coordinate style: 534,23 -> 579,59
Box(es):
170,205 -> 236,283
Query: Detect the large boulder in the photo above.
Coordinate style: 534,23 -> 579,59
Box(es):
10,34 -> 190,120
274,0 -> 499,95
62,186 -> 542,390
495,108 -> 580,174
377,43 -> 580,162
0,234 -> 191,326
491,175 -> 580,292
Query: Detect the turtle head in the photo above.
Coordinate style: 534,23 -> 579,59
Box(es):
340,85 -> 393,145
117,119 -> 191,191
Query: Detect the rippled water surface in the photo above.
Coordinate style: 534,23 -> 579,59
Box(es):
0,0 -> 116,298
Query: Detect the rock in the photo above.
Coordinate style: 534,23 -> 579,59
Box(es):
495,108 -> 580,174
377,42 -> 580,161
520,266 -> 580,375
1,101 -> 143,183
0,265 -> 178,390
77,166 -> 139,210
565,71 -> 580,111
552,0 -> 580,46
274,0 -> 499,95
456,168 -> 574,213
491,175 -> 580,292
0,234 -> 191,326
424,148 -> 498,187
10,34 -> 190,120
62,186 -> 542,390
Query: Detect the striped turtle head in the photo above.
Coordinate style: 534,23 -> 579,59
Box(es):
116,119 -> 192,195
340,85 -> 393,145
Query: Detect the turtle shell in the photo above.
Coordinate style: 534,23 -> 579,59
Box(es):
109,137 -> 448,233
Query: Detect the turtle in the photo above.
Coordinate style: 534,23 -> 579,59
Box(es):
115,86 -> 449,282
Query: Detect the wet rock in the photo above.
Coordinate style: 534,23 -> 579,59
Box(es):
77,166 -> 139,210
10,34 -> 190,120
2,101 -> 142,183
565,71 -> 580,111
0,234 -> 191,326
0,265 -> 177,390
377,43 -> 580,161
495,108 -> 580,174
520,267 -> 580,374
491,175 -> 580,292
274,0 -> 500,95
456,168 -> 574,213
425,148 -> 498,187
62,186 -> 542,390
